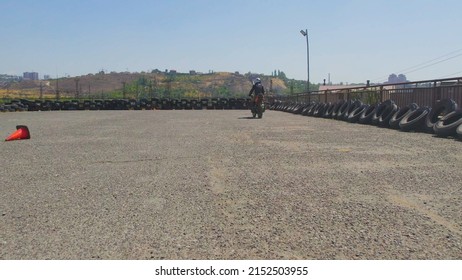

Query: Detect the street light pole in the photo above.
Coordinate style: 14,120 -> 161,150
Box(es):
300,29 -> 310,102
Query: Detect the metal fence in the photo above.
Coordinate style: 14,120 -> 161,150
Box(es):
272,77 -> 462,108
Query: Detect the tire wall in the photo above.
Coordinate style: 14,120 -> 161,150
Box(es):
270,98 -> 462,139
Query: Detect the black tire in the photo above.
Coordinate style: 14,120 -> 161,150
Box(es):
378,103 -> 399,127
331,100 -> 345,119
307,103 -> 319,116
279,102 -> 286,111
389,103 -> 419,129
323,103 -> 335,118
313,103 -> 327,117
293,103 -> 305,114
424,98 -> 458,133
244,98 -> 252,110
336,100 -> 351,120
300,104 -> 309,115
256,103 -> 263,118
433,109 -> 462,137
372,99 -> 395,125
161,98 -> 172,110
457,123 -> 462,139
347,104 -> 369,123
358,103 -> 378,124
311,103 -> 321,116
288,103 -> 297,113
399,106 -> 431,132
301,103 -> 313,115
291,104 -> 298,113
342,100 -> 362,121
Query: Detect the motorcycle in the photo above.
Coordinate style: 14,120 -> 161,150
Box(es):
250,94 -> 265,118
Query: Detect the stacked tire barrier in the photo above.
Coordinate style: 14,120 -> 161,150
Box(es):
270,98 -> 462,140
0,97 -> 252,112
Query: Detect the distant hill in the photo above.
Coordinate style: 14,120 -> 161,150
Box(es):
0,71 -> 293,100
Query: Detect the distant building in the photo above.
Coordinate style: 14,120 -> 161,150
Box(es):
189,70 -> 197,75
23,72 -> 39,80
387,73 -> 408,84
43,74 -> 50,80
0,74 -> 21,85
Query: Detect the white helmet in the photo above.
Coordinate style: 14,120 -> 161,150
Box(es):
254,78 -> 261,84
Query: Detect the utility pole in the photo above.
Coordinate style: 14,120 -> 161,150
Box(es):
167,78 -> 172,98
74,78 -> 80,99
153,76 -> 157,98
122,81 -> 126,99
56,76 -> 60,100
300,29 -> 310,102
39,82 -> 43,100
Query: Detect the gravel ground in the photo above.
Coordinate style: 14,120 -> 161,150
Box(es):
0,110 -> 461,260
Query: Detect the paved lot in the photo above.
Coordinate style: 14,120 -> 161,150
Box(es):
0,110 -> 461,259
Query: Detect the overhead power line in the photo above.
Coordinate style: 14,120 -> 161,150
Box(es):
395,48 -> 462,73
438,70 -> 462,79
403,53 -> 462,75
372,48 -> 462,83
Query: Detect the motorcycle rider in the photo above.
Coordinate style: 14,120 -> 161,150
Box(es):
248,78 -> 265,106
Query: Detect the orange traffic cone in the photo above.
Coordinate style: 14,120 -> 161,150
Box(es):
5,125 -> 31,141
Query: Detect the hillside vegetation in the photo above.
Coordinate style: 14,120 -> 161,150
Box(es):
0,71 -> 310,100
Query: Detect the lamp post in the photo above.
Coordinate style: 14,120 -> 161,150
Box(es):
300,29 -> 310,102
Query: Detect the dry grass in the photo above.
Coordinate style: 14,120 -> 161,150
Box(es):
1,72 -> 288,101
0,89 -> 56,100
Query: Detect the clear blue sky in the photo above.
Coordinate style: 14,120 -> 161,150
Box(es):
1,0 -> 462,84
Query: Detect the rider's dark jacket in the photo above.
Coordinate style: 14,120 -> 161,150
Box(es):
249,82 -> 265,96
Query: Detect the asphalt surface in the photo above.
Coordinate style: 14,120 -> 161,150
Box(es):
1,110 -> 461,259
